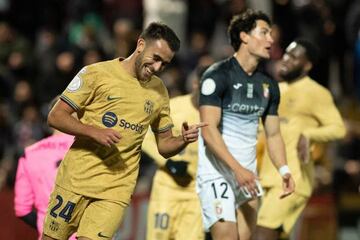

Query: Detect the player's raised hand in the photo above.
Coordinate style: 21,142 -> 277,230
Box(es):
89,126 -> 121,147
279,173 -> 295,199
181,121 -> 208,143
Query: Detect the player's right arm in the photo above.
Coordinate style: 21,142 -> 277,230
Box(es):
48,100 -> 121,147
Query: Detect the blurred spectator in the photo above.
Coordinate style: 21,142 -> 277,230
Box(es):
0,22 -> 32,76
247,0 -> 272,16
158,62 -> 184,98
13,104 -> 45,153
6,103 -> 46,188
187,0 -> 220,40
36,50 -> 78,105
111,18 -> 138,58
0,101 -> 13,190
185,54 -> 215,93
67,12 -> 112,55
180,31 -> 210,77
65,0 -> 113,57
208,0 -> 247,60
102,0 -> 143,30
12,80 -> 34,117
34,29 -> 57,77
82,47 -> 105,66
0,71 -> 15,101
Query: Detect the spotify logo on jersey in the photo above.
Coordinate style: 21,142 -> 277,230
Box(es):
102,112 -> 118,127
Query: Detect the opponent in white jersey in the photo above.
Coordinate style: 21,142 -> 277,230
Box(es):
196,10 -> 295,240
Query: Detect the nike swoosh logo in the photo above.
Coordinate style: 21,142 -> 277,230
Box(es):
98,232 -> 110,238
233,83 -> 242,89
107,96 -> 121,101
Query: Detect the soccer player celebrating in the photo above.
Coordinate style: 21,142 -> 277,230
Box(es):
42,22 -> 206,240
196,9 -> 295,240
255,39 -> 346,240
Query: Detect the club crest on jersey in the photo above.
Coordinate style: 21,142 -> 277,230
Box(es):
67,67 -> 86,92
102,112 -> 118,127
49,220 -> 60,232
214,200 -> 223,216
144,100 -> 154,115
262,83 -> 270,98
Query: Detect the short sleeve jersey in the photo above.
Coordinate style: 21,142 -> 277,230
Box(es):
197,57 -> 280,177
56,58 -> 173,203
259,77 -> 345,196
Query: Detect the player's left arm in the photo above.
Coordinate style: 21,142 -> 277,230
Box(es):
297,89 -> 346,162
154,122 -> 207,159
301,90 -> 346,142
262,79 -> 294,198
263,115 -> 295,198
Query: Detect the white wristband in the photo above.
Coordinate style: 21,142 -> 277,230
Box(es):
279,165 -> 291,177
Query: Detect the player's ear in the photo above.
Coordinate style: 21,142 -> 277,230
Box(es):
240,31 -> 249,44
136,38 -> 146,53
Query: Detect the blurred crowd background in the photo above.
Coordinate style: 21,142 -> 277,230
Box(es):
0,0 -> 359,239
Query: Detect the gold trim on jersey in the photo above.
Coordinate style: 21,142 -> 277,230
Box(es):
144,100 -> 154,115
60,95 -> 80,111
152,124 -> 174,133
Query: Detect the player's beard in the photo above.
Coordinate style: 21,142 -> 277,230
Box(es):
134,52 -> 147,82
280,66 -> 304,82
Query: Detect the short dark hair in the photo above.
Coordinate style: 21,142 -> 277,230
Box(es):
140,22 -> 180,52
294,39 -> 320,65
228,9 -> 271,52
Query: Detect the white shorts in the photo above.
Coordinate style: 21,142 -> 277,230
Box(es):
197,175 -> 263,231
